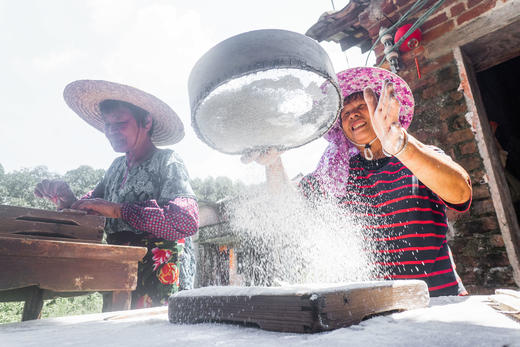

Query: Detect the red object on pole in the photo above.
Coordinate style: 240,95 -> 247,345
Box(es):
394,24 -> 422,53
415,57 -> 422,79
395,24 -> 422,78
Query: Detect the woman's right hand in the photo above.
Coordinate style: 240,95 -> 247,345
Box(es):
240,148 -> 283,167
240,148 -> 290,194
34,179 -> 77,209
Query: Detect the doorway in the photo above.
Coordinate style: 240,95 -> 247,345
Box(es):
477,55 -> 520,221
453,17 -> 520,285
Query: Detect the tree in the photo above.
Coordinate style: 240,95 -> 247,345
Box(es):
0,164 -> 6,205
1,166 -> 59,209
0,163 -> 242,207
63,165 -> 105,198
190,176 -> 246,202
0,164 -> 104,210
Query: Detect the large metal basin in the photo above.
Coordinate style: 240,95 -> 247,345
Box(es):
188,29 -> 342,154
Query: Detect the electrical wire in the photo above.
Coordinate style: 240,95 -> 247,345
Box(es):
364,0 -> 429,66
376,0 -> 447,67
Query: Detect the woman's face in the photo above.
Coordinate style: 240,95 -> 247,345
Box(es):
340,97 -> 377,145
102,106 -> 150,153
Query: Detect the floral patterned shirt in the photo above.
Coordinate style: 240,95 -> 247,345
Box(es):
88,148 -> 199,241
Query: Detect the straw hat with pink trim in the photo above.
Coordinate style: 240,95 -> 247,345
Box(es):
313,67 -> 415,197
63,80 -> 184,146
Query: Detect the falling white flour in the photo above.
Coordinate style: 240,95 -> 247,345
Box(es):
194,68 -> 340,153
226,185 -> 379,286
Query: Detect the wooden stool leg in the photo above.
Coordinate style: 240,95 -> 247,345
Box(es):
22,286 -> 44,321
111,291 -> 132,311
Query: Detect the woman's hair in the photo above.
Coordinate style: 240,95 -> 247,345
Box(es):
99,99 -> 154,134
344,91 -> 365,105
99,99 -> 148,126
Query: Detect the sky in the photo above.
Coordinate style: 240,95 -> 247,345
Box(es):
0,0 -> 373,184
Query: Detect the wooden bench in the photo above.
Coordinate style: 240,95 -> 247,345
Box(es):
0,205 -> 147,320
0,236 -> 147,320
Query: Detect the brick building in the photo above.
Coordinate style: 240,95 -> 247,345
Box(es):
306,0 -> 520,293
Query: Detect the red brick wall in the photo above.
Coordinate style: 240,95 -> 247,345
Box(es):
360,0 -> 515,292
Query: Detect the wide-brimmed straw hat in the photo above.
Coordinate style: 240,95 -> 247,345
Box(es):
313,67 -> 415,197
63,80 -> 184,146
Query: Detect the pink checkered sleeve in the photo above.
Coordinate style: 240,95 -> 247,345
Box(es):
120,197 -> 199,241
81,190 -> 94,199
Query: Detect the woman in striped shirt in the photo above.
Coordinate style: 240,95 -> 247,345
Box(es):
245,67 -> 472,296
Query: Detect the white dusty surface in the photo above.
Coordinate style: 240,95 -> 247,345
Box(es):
172,280 -> 427,297
1,295 -> 519,347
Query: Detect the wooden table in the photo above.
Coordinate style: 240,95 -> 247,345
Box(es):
169,281 -> 430,333
0,236 -> 147,320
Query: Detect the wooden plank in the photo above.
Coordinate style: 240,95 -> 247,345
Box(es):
496,289 -> 520,299
0,237 -> 147,292
0,236 -> 147,321
426,1 -> 520,60
111,291 -> 132,311
21,286 -> 44,321
0,236 -> 145,261
0,205 -> 105,242
305,2 -> 369,43
0,255 -> 139,292
488,289 -> 520,322
168,281 -> 429,333
462,20 -> 520,73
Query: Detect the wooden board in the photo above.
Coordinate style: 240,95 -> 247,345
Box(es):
0,236 -> 147,292
0,235 -> 147,320
0,204 -> 105,243
488,289 -> 520,322
168,280 -> 429,333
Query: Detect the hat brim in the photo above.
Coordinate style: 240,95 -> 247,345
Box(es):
337,67 -> 414,129
63,80 -> 184,146
324,67 -> 414,143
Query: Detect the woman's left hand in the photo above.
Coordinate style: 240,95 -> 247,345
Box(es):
71,198 -> 122,218
364,81 -> 406,155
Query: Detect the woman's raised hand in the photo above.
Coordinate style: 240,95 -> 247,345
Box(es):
240,148 -> 290,194
34,179 -> 77,209
364,81 -> 406,156
240,148 -> 283,167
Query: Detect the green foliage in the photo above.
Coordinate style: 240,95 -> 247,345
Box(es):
40,293 -> 103,319
190,176 -> 246,202
0,164 -> 104,209
0,302 -> 24,324
0,164 -> 7,205
0,293 -> 103,324
0,163 -> 241,207
63,165 -> 105,198
0,166 -> 59,209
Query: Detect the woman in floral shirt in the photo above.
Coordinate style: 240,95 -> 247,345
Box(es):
35,80 -> 199,309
